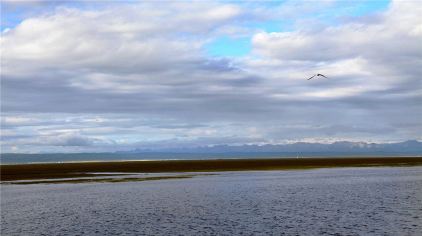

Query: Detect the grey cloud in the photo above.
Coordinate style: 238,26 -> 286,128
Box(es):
56,135 -> 94,147
1,1 -> 421,153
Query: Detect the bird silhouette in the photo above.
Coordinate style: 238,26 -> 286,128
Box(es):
307,74 -> 328,80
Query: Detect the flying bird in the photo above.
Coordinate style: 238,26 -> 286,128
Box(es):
307,74 -> 328,80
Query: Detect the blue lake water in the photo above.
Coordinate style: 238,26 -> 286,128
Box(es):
1,167 -> 422,235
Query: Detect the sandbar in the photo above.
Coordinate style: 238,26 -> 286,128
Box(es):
1,157 -> 421,182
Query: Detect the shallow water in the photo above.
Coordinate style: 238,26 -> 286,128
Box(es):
2,167 -> 422,235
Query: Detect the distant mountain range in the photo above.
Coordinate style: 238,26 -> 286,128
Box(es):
126,140 -> 422,154
1,140 -> 420,164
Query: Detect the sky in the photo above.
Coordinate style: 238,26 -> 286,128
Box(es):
1,0 -> 421,153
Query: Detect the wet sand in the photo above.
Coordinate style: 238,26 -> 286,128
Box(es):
1,157 -> 421,181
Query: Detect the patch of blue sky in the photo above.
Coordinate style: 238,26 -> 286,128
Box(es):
249,20 -> 294,33
205,1 -> 390,58
296,0 -> 391,28
205,36 -> 251,57
346,0 -> 390,16
221,0 -> 287,8
1,2 -> 56,31
323,0 -> 391,23
1,6 -> 26,31
204,18 -> 292,58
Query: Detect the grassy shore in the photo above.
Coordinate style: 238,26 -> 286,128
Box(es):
1,157 -> 421,181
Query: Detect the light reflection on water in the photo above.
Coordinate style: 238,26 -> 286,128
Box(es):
1,167 -> 422,235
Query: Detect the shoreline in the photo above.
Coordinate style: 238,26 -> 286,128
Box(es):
1,157 -> 422,181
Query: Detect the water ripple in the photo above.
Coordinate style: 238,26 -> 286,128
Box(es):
2,167 -> 422,235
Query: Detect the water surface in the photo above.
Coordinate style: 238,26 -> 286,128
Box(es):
2,167 -> 422,235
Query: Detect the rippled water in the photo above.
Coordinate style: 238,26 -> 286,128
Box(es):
2,167 -> 422,235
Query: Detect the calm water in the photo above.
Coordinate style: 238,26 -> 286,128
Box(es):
2,167 -> 422,235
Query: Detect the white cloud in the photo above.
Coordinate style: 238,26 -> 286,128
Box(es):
249,0 -> 422,101
252,0 -> 422,65
1,0 -> 421,152
1,2 -> 241,77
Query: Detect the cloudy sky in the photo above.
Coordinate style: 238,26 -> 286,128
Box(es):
1,0 -> 421,153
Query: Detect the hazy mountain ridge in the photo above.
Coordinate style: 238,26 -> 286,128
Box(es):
1,140 -> 420,164
127,140 -> 422,154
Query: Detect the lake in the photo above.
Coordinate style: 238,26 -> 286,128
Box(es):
1,167 -> 422,235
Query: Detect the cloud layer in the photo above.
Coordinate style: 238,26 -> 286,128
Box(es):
1,0 -> 421,152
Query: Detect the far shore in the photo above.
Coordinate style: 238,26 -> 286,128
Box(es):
1,157 -> 422,182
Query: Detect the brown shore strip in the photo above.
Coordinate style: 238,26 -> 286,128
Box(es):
4,175 -> 200,185
1,157 -> 422,181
